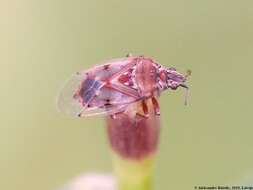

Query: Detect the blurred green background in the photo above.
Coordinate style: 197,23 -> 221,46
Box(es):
1,0 -> 253,189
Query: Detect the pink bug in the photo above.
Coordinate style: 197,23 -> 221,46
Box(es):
58,54 -> 191,118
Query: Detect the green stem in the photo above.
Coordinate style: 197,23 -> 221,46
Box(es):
112,154 -> 154,190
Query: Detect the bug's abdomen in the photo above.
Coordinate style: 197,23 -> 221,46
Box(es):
135,58 -> 158,97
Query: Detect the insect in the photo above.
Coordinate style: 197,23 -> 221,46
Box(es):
58,54 -> 191,118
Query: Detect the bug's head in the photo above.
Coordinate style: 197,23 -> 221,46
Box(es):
165,68 -> 191,89
166,68 -> 191,104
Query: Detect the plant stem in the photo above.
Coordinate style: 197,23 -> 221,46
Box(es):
112,154 -> 154,190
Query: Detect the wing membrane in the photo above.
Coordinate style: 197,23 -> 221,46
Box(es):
57,57 -> 140,117
57,74 -> 103,117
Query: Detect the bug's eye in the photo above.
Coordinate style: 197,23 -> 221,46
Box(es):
159,71 -> 167,82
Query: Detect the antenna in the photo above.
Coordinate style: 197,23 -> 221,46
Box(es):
184,87 -> 189,105
183,69 -> 191,105
185,69 -> 192,78
179,84 -> 189,105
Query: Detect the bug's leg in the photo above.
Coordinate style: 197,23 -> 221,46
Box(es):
153,88 -> 161,97
77,111 -> 83,117
73,92 -> 78,99
110,110 -> 127,120
110,114 -> 116,119
77,103 -> 91,117
134,100 -> 149,119
151,97 -> 160,115
126,53 -> 133,57
142,100 -> 149,117
77,107 -> 86,117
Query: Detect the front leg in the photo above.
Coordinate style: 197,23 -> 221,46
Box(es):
141,100 -> 149,117
151,97 -> 160,115
135,99 -> 149,119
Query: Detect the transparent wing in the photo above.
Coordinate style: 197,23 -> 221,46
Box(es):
57,75 -> 140,117
57,73 -> 104,117
77,85 -> 140,117
78,104 -> 129,117
81,56 -> 138,81
57,56 -> 140,117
